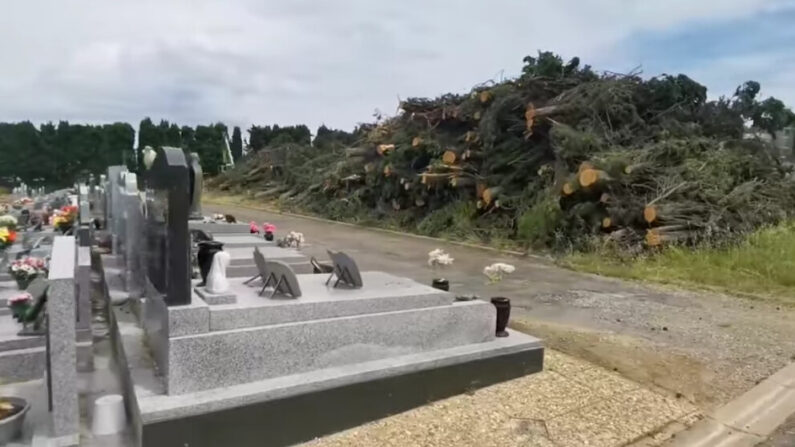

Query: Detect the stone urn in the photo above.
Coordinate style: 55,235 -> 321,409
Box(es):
15,276 -> 34,291
431,278 -> 449,291
0,397 -> 30,444
196,241 -> 224,286
490,297 -> 511,337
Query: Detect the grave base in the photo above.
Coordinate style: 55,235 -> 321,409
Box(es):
194,287 -> 236,305
112,303 -> 542,447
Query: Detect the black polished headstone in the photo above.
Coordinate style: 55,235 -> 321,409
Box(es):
144,147 -> 191,306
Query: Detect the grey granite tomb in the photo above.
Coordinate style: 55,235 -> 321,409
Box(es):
45,236 -> 80,446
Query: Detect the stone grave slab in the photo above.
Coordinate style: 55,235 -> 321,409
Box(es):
211,272 -> 453,330
194,287 -> 236,305
224,246 -> 304,266
212,234 -> 274,248
188,221 -> 251,234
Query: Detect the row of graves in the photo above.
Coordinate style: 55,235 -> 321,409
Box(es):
1,146 -> 542,446
0,186 -> 97,445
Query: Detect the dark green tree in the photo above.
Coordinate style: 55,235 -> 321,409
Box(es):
231,126 -> 243,161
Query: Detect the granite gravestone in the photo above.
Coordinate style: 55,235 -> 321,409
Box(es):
144,147 -> 191,306
261,260 -> 301,298
325,250 -> 364,288
188,152 -> 203,220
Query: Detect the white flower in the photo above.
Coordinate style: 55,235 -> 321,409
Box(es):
428,248 -> 454,267
281,231 -> 305,248
0,215 -> 17,226
483,262 -> 516,283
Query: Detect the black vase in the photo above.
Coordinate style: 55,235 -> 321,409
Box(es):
490,297 -> 511,337
264,231 -> 274,241
197,241 -> 224,286
431,278 -> 449,291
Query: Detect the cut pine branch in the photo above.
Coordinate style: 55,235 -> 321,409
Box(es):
345,147 -> 371,158
450,176 -> 476,188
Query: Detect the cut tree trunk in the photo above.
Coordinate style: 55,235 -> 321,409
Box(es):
450,176 -> 475,188
578,169 -> 610,188
377,144 -> 395,156
442,148 -> 463,165
646,226 -> 696,247
482,186 -> 502,206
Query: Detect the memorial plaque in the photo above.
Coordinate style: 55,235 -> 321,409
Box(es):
261,260 -> 301,298
325,250 -> 363,288
144,147 -> 191,306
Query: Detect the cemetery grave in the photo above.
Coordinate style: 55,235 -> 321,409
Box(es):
0,184 -> 96,445
93,147 -> 544,447
0,147 -> 543,446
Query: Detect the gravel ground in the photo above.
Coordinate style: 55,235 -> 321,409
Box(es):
757,414 -> 795,447
300,350 -> 697,447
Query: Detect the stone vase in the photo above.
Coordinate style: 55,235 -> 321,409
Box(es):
0,397 -> 30,444
206,251 -> 231,294
490,297 -> 511,337
431,278 -> 449,291
264,231 -> 274,241
196,241 -> 224,286
14,276 -> 33,290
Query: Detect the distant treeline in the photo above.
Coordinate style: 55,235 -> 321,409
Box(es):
0,118 -> 355,187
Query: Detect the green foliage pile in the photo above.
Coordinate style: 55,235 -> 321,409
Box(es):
212,52 -> 795,252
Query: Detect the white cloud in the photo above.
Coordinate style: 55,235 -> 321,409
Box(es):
0,0 -> 791,132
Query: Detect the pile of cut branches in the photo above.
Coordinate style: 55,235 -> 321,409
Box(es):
211,52 -> 795,252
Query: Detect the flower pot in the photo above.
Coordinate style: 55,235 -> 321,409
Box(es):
431,278 -> 449,291
490,297 -> 511,337
0,397 -> 30,444
91,394 -> 126,436
14,277 -> 32,290
196,241 -> 224,286
9,302 -> 30,322
264,231 -> 274,241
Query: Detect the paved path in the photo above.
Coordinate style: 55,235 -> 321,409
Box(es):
206,201 -> 795,414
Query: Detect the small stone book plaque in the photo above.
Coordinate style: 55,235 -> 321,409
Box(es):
325,250 -> 363,289
260,260 -> 301,299
244,247 -> 268,286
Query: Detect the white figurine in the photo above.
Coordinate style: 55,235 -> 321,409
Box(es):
206,251 -> 231,294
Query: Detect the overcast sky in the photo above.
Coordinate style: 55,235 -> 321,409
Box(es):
1,1 -> 793,133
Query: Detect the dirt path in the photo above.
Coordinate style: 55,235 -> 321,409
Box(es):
206,201 -> 795,412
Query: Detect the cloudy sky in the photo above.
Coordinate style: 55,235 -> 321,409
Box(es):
1,1 -> 793,133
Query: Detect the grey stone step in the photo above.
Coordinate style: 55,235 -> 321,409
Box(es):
0,346 -> 46,383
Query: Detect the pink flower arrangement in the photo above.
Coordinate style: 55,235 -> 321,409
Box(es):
8,292 -> 32,306
263,223 -> 276,233
249,221 -> 260,234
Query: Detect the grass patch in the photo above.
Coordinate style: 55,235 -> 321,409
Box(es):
565,222 -> 795,304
